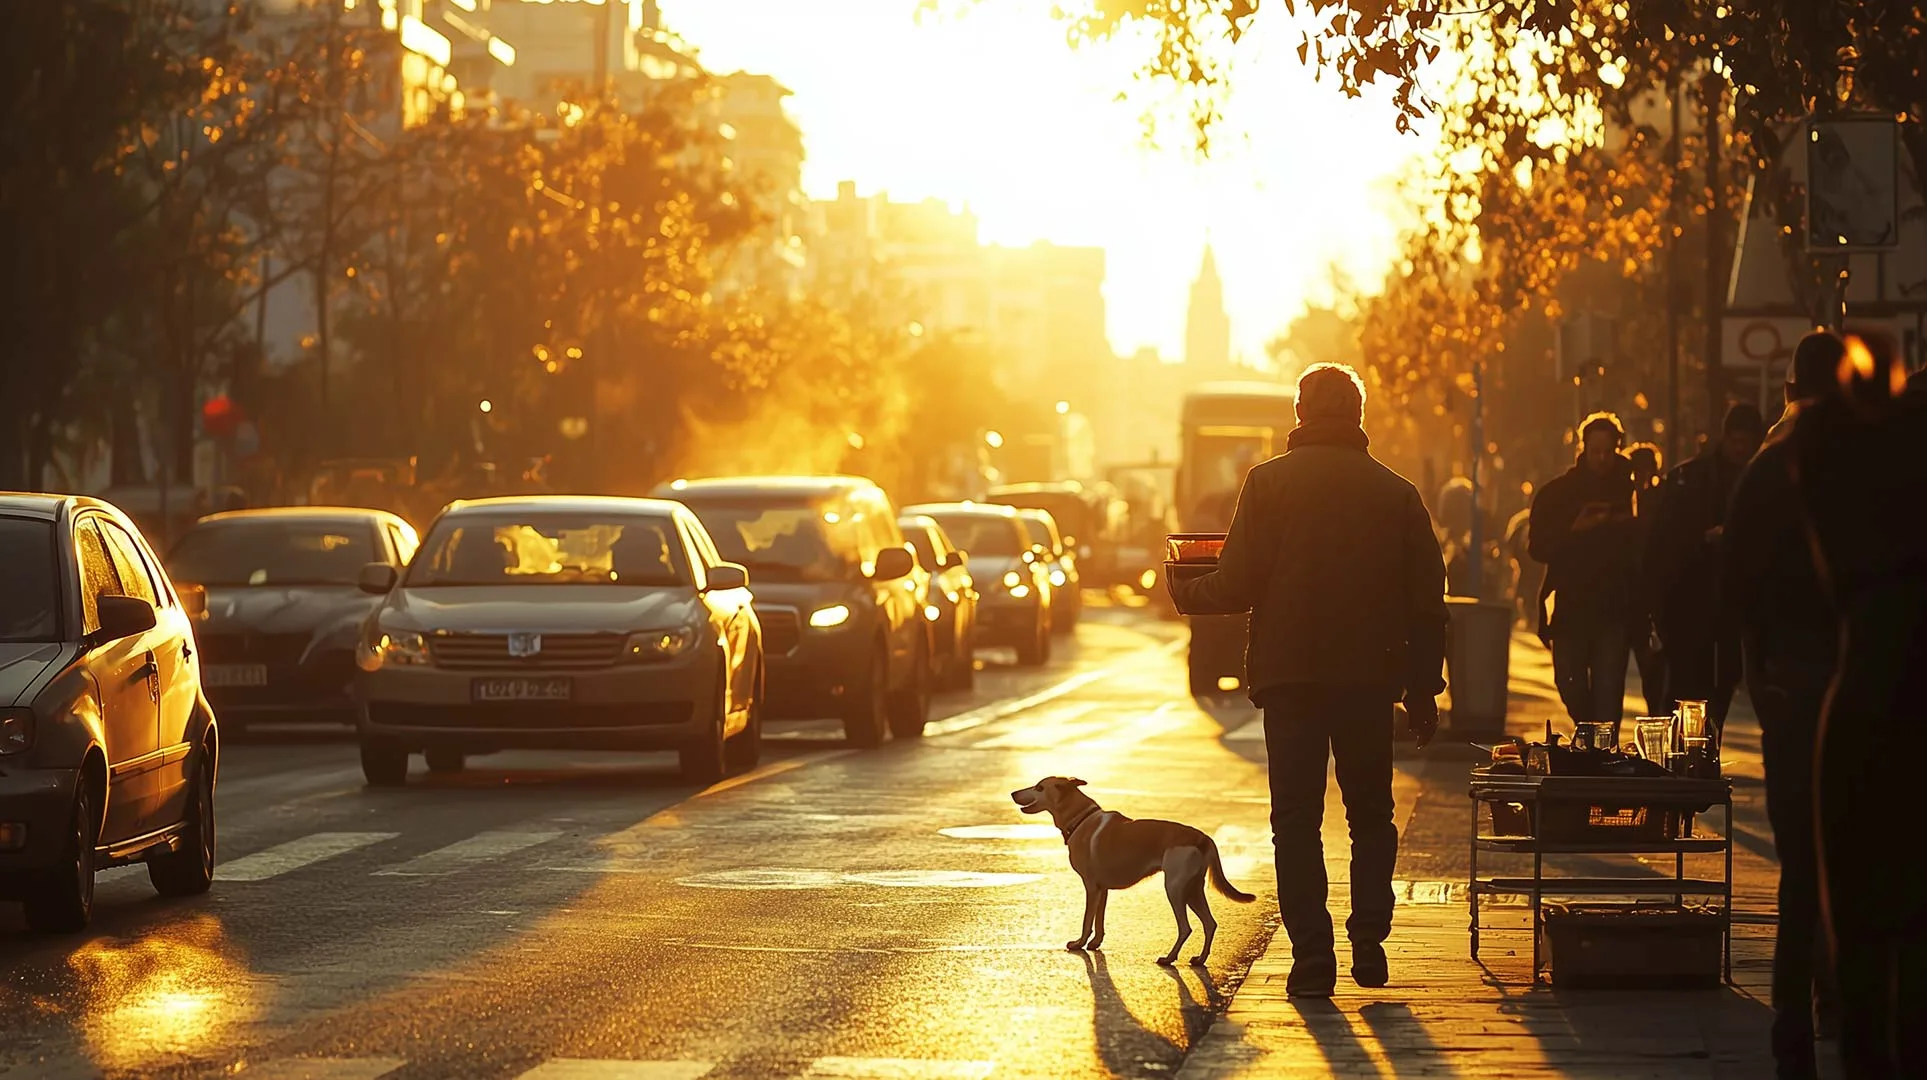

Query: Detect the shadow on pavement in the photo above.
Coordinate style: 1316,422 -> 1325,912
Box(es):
1290,997 -> 1390,1078
1079,948 -> 1224,1077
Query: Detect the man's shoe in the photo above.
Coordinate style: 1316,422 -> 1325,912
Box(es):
1286,955 -> 1337,997
1351,941 -> 1389,988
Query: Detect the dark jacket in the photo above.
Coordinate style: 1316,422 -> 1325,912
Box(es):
1643,449 -> 1744,646
1721,404 -> 1835,697
1528,457 -> 1638,633
1168,425 -> 1448,703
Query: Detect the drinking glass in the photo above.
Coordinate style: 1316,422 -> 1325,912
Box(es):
1677,699 -> 1709,742
1635,718 -> 1674,762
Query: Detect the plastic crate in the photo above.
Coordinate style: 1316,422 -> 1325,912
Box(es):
1540,903 -> 1722,988
1488,800 -> 1689,842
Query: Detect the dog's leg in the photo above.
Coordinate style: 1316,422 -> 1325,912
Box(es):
1158,872 -> 1192,966
1068,879 -> 1098,951
1087,889 -> 1110,951
1187,878 -> 1217,966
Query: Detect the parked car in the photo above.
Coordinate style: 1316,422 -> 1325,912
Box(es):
0,495 -> 218,932
167,507 -> 418,732
657,476 -> 931,745
352,496 -> 762,786
1014,507 -> 1082,634
906,502 -> 1051,667
898,513 -> 977,691
985,481 -> 1123,586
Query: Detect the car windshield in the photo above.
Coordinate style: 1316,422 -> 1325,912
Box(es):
680,500 -> 859,583
992,494 -> 1085,540
169,520 -> 376,587
0,518 -> 60,642
1019,516 -> 1059,555
927,514 -> 1024,558
407,514 -> 687,587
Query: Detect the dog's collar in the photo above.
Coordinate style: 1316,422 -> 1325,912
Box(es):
1057,803 -> 1102,844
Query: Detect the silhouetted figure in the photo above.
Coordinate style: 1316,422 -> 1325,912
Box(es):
1169,363 -> 1446,998
1529,414 -> 1638,725
1643,403 -> 1764,735
1626,443 -> 1668,717
1787,332 -> 1926,1079
1723,331 -> 1846,1080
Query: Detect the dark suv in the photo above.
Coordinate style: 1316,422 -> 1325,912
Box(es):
656,477 -> 930,745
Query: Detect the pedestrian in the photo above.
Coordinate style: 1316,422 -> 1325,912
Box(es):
1169,362 -> 1447,998
1625,443 -> 1668,717
1642,403 -> 1765,736
1504,503 -> 1535,628
1784,330 -> 1927,1079
1722,330 -> 1845,1080
1528,413 -> 1639,726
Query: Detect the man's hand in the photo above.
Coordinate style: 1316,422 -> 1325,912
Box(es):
1404,695 -> 1440,749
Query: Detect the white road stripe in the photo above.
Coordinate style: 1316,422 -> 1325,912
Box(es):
924,638 -> 1183,738
233,1058 -> 406,1080
803,1060 -> 995,1079
373,829 -> 563,877
970,702 -> 1102,749
218,832 -> 400,882
1225,718 -> 1266,742
514,1061 -> 715,1080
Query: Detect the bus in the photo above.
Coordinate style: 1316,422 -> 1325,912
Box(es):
1175,381 -> 1297,697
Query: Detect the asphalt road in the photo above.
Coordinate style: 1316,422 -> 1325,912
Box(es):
0,603 -> 1288,1080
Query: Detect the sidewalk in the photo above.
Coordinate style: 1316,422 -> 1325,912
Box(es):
1179,635 -> 1812,1079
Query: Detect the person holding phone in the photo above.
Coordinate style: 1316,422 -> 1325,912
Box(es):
1528,413 -> 1639,727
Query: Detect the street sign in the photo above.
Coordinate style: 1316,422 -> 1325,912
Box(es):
1805,115 -> 1901,252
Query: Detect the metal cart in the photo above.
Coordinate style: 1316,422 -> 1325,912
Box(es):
1468,771 -> 1734,982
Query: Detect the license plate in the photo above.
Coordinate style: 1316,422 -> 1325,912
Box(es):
203,664 -> 267,688
472,677 -> 572,702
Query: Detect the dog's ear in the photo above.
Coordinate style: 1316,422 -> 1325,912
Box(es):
1066,777 -> 1087,788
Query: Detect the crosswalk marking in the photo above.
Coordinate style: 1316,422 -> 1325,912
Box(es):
218,832 -> 400,882
803,1059 -> 994,1079
372,829 -> 563,877
235,1057 -> 406,1080
514,1061 -> 715,1080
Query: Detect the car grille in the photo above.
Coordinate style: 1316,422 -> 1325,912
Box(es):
366,702 -> 692,730
195,632 -> 312,665
206,650 -> 357,706
428,632 -> 626,670
756,606 -> 801,657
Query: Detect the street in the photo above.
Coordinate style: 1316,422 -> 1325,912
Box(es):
0,604 -> 1287,1080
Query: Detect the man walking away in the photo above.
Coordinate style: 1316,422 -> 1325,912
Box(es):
1786,331 -> 1927,1079
1170,363 -> 1447,998
1643,403 -> 1765,736
1723,331 -> 1844,1080
1626,443 -> 1668,717
1529,414 -> 1639,725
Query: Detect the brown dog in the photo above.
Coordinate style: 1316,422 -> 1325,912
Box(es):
1011,776 -> 1255,965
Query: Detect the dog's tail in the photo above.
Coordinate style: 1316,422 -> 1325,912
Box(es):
1205,839 -> 1256,903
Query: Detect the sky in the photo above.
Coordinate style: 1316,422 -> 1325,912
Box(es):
662,0 -> 1433,363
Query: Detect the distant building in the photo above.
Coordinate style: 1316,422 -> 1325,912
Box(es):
1185,244 -> 1231,370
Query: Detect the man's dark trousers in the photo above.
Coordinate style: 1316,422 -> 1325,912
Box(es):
1550,620 -> 1629,724
1261,683 -> 1397,960
1753,676 -> 1830,1076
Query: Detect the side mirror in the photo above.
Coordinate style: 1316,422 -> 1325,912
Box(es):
705,562 -> 749,591
176,583 -> 208,620
358,562 -> 399,595
94,595 -> 157,644
871,545 -> 915,581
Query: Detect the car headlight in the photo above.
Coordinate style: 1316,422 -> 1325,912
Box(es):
943,589 -> 960,604
1009,584 -> 1031,599
924,605 -> 941,622
0,709 -> 32,755
357,629 -> 430,672
808,604 -> 852,628
1002,571 -> 1021,588
1049,569 -> 1068,588
625,627 -> 697,662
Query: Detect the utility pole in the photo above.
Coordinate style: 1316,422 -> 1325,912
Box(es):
1665,77 -> 1683,465
1702,73 -> 1727,432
